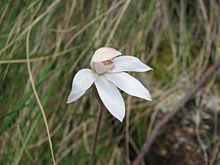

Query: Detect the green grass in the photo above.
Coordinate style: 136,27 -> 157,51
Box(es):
0,0 -> 220,164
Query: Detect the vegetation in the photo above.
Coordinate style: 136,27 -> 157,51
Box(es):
0,0 -> 219,164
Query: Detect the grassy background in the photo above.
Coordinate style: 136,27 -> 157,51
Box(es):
0,0 -> 220,164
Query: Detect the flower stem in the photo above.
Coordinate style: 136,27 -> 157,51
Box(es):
91,86 -> 105,161
92,105 -> 104,157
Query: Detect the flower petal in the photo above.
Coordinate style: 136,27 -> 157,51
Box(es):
104,72 -> 152,101
67,91 -> 85,103
67,69 -> 98,103
91,47 -> 122,62
95,76 -> 125,122
111,56 -> 153,72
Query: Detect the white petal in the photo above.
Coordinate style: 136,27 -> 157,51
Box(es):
95,76 -> 125,122
91,47 -> 121,62
67,91 -> 85,103
111,56 -> 153,72
104,72 -> 152,101
67,69 -> 98,103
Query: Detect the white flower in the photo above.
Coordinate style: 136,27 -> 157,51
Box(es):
67,47 -> 152,122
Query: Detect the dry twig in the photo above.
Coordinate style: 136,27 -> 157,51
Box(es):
133,57 -> 220,165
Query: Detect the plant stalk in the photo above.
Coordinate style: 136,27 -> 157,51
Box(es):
91,86 -> 105,160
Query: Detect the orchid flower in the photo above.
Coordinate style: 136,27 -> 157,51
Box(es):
67,47 -> 152,122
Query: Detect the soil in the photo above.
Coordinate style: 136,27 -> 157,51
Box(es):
146,105 -> 219,165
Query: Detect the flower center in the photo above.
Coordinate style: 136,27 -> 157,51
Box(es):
103,59 -> 114,66
91,59 -> 115,74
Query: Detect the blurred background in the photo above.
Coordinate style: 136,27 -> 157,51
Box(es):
0,0 -> 220,164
